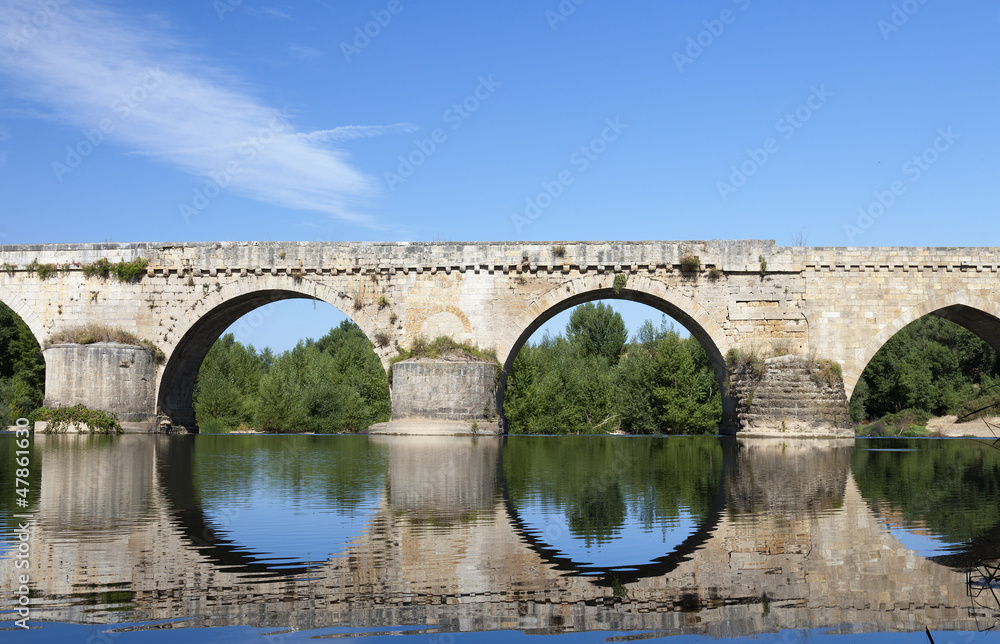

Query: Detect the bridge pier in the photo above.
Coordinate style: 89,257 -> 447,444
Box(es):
728,355 -> 852,437
372,360 -> 500,435
43,343 -> 159,432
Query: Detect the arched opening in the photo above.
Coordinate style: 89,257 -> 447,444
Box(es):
499,289 -> 731,434
158,290 -> 389,432
850,305 -> 1000,434
0,300 -> 45,425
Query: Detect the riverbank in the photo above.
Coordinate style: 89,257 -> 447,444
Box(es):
925,415 -> 1000,438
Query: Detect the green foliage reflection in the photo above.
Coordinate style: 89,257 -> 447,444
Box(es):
191,435 -> 389,510
852,439 -> 1000,546
503,436 -> 723,546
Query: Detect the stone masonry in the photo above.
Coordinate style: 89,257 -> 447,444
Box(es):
1,240 -> 998,433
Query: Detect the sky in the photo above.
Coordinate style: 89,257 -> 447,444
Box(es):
1,1 -> 998,352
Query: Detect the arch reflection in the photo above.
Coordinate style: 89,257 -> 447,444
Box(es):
500,436 -> 729,586
158,434 -> 388,579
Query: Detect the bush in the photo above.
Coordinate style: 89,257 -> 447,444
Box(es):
679,254 -> 701,273
27,259 -> 57,280
29,405 -> 123,434
82,257 -> 148,282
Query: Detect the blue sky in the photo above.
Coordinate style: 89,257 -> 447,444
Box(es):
2,1 -> 999,351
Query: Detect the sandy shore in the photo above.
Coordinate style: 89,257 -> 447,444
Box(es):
925,415 -> 1000,438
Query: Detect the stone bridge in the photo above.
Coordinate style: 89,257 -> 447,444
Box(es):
1,240 -> 998,433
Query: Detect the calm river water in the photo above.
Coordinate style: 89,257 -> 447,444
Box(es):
2,433 -> 1000,643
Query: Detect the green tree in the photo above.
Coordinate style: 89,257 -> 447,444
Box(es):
0,302 -> 45,420
566,302 -> 627,366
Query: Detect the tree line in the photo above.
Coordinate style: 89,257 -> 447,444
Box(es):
850,315 -> 1000,425
0,303 -> 45,427
3,300 -> 1000,433
503,302 -> 723,434
193,320 -> 390,433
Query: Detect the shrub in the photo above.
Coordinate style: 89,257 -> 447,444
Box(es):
82,257 -> 148,282
613,274 -> 627,294
27,258 -> 57,280
374,331 -> 391,348
679,254 -> 701,273
377,295 -> 390,309
552,245 -> 567,258
708,267 -> 723,280
29,404 -> 123,434
759,255 -> 768,277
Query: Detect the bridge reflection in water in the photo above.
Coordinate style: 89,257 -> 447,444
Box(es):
2,433 -> 999,638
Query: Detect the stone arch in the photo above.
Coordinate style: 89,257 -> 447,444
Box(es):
0,283 -> 46,348
496,273 -> 735,431
156,278 -> 384,429
846,291 -> 1000,400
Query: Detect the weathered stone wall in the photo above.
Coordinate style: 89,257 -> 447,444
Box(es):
390,360 -> 497,425
2,240 -> 999,433
43,343 -> 158,430
728,355 -> 852,437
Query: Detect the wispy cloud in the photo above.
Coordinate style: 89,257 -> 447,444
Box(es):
300,124 -> 419,143
0,1 -> 410,226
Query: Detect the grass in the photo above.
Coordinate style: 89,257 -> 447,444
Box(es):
759,255 -> 768,277
391,336 -> 497,366
29,404 -> 123,434
809,359 -> 842,389
708,267 -> 723,280
377,294 -> 390,309
726,346 -> 766,380
82,257 -> 149,282
47,323 -> 165,364
552,244 -> 566,258
374,331 -> 391,348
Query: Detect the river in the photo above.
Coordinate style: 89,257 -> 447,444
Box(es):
2,433 -> 999,643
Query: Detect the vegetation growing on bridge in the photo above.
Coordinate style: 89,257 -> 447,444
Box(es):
30,404 -> 123,434
391,335 -> 497,366
81,257 -> 149,282
504,302 -> 723,434
47,324 -> 165,364
193,320 -> 390,433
